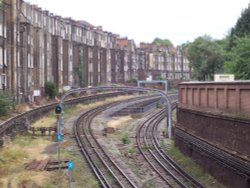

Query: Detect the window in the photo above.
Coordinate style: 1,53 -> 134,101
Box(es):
28,54 -> 31,68
4,49 -> 7,66
1,73 -> 6,87
31,55 -> 34,68
89,61 -> 93,72
0,24 -> 2,36
23,5 -> 27,16
0,47 -> 2,66
35,13 -> 38,23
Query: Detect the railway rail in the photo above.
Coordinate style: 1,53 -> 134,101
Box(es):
0,91 -> 128,138
73,95 -> 166,187
175,128 -> 250,176
153,119 -> 205,188
135,95 -> 205,188
4,90 -> 245,187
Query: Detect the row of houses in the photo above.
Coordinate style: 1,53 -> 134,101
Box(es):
0,0 -> 191,103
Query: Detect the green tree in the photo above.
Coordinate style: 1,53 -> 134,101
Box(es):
232,4 -> 250,37
186,35 -> 224,80
228,3 -> 250,48
45,81 -> 57,99
224,35 -> 250,80
152,37 -> 173,47
0,92 -> 13,115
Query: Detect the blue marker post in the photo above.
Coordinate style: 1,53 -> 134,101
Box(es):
57,133 -> 62,142
68,160 -> 74,188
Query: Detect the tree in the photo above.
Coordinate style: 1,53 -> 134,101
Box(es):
224,35 -> 250,80
232,4 -> 250,37
152,37 -> 173,47
45,81 -> 57,99
186,35 -> 224,80
228,4 -> 250,49
224,3 -> 250,79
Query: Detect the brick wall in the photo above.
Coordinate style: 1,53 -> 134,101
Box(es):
177,107 -> 250,158
179,81 -> 250,117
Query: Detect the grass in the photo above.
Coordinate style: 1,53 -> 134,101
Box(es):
69,152 -> 99,188
0,149 -> 28,163
0,136 -> 99,187
126,157 -> 146,180
128,146 -> 136,154
0,95 -> 139,187
0,135 -> 53,182
12,136 -> 36,146
166,141 -> 226,188
31,116 -> 56,128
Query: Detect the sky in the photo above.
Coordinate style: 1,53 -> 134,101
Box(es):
27,0 -> 249,46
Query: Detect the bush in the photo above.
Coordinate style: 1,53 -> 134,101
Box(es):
121,133 -> 131,144
0,92 -> 13,115
45,81 -> 57,99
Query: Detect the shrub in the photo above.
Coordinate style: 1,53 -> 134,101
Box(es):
0,92 -> 13,115
45,81 -> 57,99
121,133 -> 131,144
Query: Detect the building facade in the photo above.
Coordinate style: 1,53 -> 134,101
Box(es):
1,0 -> 191,103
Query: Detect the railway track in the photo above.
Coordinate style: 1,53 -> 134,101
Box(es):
73,95 -> 165,188
74,103 -> 137,187
175,127 -> 250,176
0,92 -> 128,138
2,90 -> 249,187
153,120 -> 205,188
135,97 -> 205,188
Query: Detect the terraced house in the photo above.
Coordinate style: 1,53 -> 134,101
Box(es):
0,1 -> 8,91
1,0 -> 191,103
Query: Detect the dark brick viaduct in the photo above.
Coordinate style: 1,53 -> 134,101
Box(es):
176,81 -> 250,188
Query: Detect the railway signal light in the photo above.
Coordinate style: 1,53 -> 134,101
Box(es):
55,105 -> 62,114
57,133 -> 62,142
68,160 -> 74,170
68,160 -> 74,188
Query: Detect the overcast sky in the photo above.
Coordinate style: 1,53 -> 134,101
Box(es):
27,0 -> 249,46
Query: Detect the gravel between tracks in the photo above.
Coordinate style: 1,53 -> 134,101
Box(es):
90,108 -> 171,187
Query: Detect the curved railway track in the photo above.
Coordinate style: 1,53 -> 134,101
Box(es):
4,91 -> 246,187
74,103 -> 137,188
135,98 -> 205,188
73,95 -> 165,188
0,92 -> 127,137
1,90 -> 249,187
73,93 -> 193,188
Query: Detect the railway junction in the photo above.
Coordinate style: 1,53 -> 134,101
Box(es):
0,82 -> 249,188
